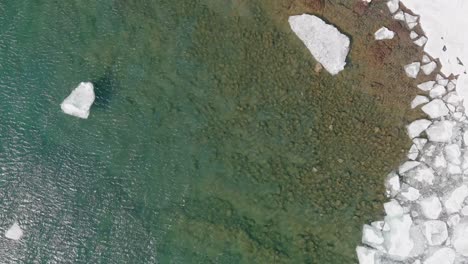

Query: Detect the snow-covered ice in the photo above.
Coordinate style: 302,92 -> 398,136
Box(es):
61,82 -> 95,119
375,27 -> 395,40
288,14 -> 350,75
5,222 -> 23,240
422,220 -> 448,246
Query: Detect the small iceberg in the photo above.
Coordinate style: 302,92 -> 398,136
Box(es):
5,222 -> 23,240
288,14 -> 350,75
60,82 -> 95,119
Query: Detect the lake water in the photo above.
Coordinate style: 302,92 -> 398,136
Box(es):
0,1 -> 411,263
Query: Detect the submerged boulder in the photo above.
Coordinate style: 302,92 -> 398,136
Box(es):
60,82 -> 96,119
288,14 -> 350,75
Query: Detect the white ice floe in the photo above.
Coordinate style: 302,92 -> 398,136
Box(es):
5,222 -> 23,240
383,214 -> 414,260
387,0 -> 400,14
418,196 -> 442,220
393,11 -> 405,21
444,185 -> 468,215
288,14 -> 350,75
375,27 -> 395,40
421,99 -> 449,119
410,31 -> 418,40
417,81 -> 435,92
411,95 -> 429,109
423,248 -> 456,264
453,219 -> 468,256
407,119 -> 431,138
425,120 -> 455,143
362,224 -> 385,249
60,82 -> 95,119
356,246 -> 377,264
421,61 -> 437,75
429,84 -> 447,98
423,220 -> 448,246
405,62 -> 421,78
422,55 -> 431,64
414,36 -> 428,47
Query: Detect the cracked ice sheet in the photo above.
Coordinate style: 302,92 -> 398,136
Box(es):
400,0 -> 468,76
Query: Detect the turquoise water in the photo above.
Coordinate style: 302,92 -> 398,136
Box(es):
0,1 -> 408,263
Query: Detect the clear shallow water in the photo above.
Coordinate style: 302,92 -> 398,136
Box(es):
0,1 -> 408,263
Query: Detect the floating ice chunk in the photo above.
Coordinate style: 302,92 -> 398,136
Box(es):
426,120 -> 455,143
421,61 -> 437,75
407,22 -> 418,30
356,246 -> 377,264
410,31 -> 418,40
423,247 -> 456,264
362,224 -> 385,249
399,161 -> 421,174
401,186 -> 420,201
433,151 -> 447,169
5,222 -> 23,240
413,138 -> 427,150
405,62 -> 421,78
384,199 -> 405,217
456,74 -> 468,116
423,220 -> 448,245
464,131 -> 468,146
447,80 -> 456,91
60,82 -> 95,119
445,144 -> 461,165
393,11 -> 405,21
407,119 -> 432,138
448,214 -> 461,227
418,81 -> 435,92
414,36 -> 428,47
408,144 -> 419,160
375,27 -> 395,40
462,206 -> 468,216
383,214 -> 414,260
422,55 -> 431,64
444,185 -> 468,214
411,95 -> 429,109
444,92 -> 463,106
421,99 -> 449,118
288,14 -> 350,75
387,0 -> 400,14
453,219 -> 468,256
386,172 -> 401,197
371,221 -> 385,230
447,164 -> 462,174
429,85 -> 447,98
405,164 -> 435,185
419,196 -> 442,219
405,13 -> 419,23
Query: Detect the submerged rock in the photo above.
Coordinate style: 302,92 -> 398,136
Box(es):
288,14 -> 350,75
60,82 -> 96,119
